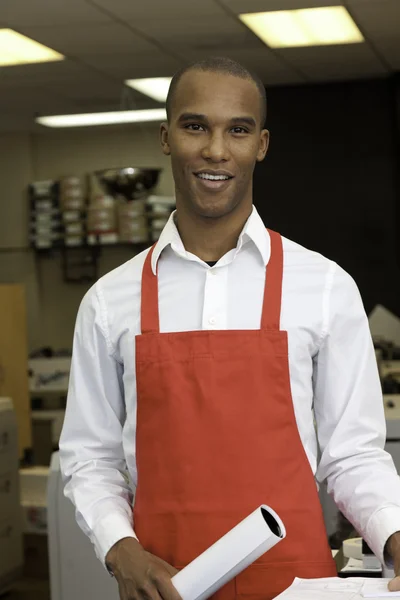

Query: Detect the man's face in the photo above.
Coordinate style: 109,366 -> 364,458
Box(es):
160,70 -> 269,219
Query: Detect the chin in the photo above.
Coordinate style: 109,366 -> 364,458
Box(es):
193,197 -> 239,219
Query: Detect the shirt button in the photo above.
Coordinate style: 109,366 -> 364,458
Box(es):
209,269 -> 217,275
208,316 -> 216,325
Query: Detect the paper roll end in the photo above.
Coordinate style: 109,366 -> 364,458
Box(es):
260,506 -> 285,539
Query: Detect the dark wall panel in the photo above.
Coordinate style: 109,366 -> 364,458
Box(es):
254,77 -> 400,315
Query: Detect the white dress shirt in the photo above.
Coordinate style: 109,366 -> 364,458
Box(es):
59,206 -> 400,568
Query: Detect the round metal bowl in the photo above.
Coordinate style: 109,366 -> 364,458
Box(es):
94,167 -> 161,200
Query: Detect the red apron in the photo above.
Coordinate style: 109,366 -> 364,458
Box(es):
134,229 -> 336,599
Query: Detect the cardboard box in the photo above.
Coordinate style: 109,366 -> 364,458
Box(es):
62,210 -> 83,223
34,209 -> 60,223
19,467 -> 49,535
87,232 -> 119,245
118,217 -> 148,233
30,223 -> 61,235
87,207 -> 115,220
117,199 -> 146,217
119,232 -> 148,244
65,222 -> 85,235
60,176 -> 84,189
60,188 -> 84,200
60,177 -> 86,204
29,180 -> 58,199
87,208 -> 116,231
65,236 -> 85,247
19,467 -> 49,505
33,199 -> 55,211
147,195 -> 175,206
89,195 -> 115,209
87,223 -> 115,234
60,197 -> 86,211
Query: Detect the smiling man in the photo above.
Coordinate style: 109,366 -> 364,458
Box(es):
59,57 -> 400,600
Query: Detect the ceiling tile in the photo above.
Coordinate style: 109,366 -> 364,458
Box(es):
17,23 -> 158,56
44,80 -> 159,109
221,48 -> 305,85
0,0 -> 111,26
219,0 -> 342,14
41,79 -> 123,101
348,0 -> 400,36
80,51 -> 183,79
90,0 -> 226,19
131,15 -> 249,42
0,114 -> 37,132
278,43 -> 389,82
265,72 -> 305,86
348,0 -> 400,70
0,60 -> 94,86
166,45 -> 303,86
140,17 -> 263,55
0,89 -> 84,122
376,43 -> 400,70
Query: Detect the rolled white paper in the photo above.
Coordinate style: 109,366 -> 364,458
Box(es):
171,505 -> 286,600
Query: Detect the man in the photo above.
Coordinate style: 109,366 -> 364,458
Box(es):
59,57 -> 400,600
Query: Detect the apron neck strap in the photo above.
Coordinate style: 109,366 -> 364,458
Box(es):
140,230 -> 283,334
141,245 -> 159,334
261,229 -> 283,331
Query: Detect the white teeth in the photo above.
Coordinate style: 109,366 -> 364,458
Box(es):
197,173 -> 229,181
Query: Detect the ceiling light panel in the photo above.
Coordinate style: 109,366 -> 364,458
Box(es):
239,6 -> 364,48
0,28 -> 65,66
125,78 -> 172,102
36,108 -> 167,128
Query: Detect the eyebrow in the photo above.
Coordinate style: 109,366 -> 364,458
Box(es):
230,116 -> 257,128
178,113 -> 207,123
177,113 -> 257,128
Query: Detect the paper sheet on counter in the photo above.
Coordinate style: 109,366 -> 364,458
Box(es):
275,577 -> 400,600
171,505 -> 285,600
363,580 -> 400,597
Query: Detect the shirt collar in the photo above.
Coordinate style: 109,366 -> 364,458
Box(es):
151,205 -> 270,274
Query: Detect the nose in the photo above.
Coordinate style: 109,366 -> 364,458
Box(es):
201,131 -> 229,163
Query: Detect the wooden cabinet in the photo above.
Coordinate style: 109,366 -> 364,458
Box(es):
0,285 -> 31,458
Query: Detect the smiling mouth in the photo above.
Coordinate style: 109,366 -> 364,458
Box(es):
193,172 -> 234,191
195,173 -> 233,181
194,171 -> 233,181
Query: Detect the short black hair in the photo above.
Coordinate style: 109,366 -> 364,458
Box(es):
166,56 -> 267,127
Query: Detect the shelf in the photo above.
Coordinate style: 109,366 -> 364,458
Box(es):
33,241 -> 150,252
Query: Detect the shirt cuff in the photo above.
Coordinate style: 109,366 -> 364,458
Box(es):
365,505 -> 400,565
92,511 -> 138,567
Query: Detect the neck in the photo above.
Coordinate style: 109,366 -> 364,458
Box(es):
174,201 -> 253,263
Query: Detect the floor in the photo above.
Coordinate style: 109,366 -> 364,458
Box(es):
2,579 -> 50,600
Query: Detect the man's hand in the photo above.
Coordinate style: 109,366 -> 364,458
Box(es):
386,531 -> 400,592
106,537 -> 182,600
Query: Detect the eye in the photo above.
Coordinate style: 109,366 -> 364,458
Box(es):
185,124 -> 205,131
231,126 -> 248,134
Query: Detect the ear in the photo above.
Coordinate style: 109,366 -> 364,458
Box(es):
160,122 -> 171,156
256,129 -> 270,162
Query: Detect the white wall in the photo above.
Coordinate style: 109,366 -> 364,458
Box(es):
0,124 -> 174,350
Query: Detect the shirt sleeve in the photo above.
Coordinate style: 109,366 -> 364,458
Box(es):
59,282 -> 137,566
314,262 -> 400,564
